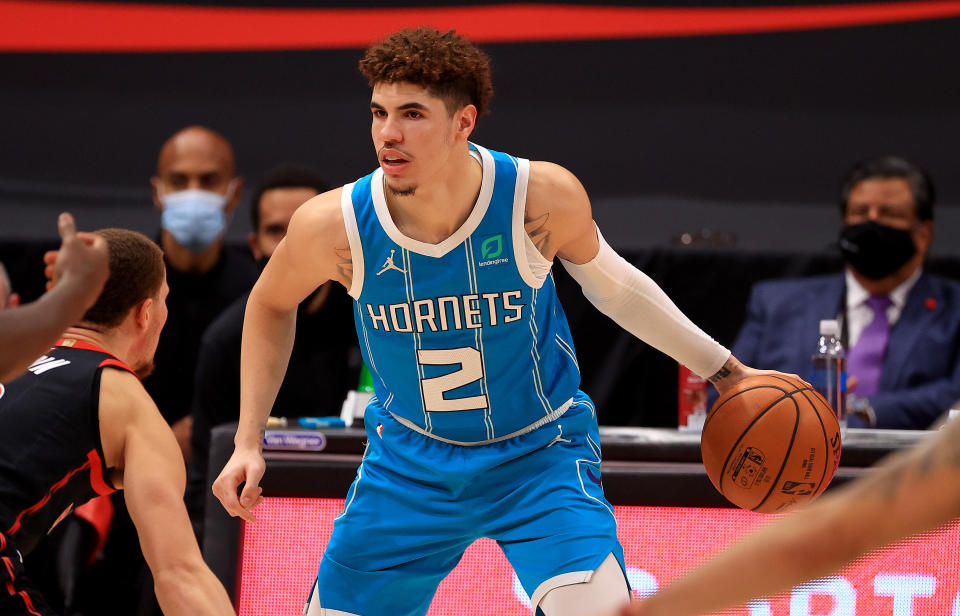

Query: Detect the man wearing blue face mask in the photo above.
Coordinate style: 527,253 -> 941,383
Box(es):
145,126 -> 259,448
729,156 -> 960,429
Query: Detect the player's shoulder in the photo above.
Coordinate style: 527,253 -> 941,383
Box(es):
293,187 -> 344,223
99,366 -> 154,415
528,161 -> 585,199
287,187 -> 347,243
526,161 -> 590,219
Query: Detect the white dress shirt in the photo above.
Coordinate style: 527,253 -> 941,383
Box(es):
845,267 -> 922,349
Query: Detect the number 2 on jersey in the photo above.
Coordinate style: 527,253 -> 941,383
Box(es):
417,347 -> 488,412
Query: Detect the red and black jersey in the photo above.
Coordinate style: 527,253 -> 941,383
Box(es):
0,339 -> 131,557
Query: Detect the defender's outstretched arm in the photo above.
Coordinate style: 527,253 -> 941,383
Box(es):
1,213 -> 108,381
100,368 -> 235,615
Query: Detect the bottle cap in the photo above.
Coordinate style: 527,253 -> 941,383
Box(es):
819,319 -> 839,336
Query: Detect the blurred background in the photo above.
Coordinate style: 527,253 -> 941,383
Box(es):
2,0 -> 960,426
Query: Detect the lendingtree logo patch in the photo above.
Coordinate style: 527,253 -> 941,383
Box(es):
478,234 -> 509,268
481,235 -> 503,260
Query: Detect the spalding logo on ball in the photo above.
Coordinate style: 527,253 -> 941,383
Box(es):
701,374 -> 841,513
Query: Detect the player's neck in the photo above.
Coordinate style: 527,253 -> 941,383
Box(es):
59,326 -> 134,366
384,151 -> 482,245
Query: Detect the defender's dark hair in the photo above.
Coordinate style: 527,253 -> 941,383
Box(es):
82,229 -> 165,327
359,27 -> 494,117
840,156 -> 935,221
249,164 -> 330,232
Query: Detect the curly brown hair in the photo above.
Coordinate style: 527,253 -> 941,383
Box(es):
359,27 -> 494,117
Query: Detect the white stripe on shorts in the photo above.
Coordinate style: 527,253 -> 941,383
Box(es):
303,583 -> 362,616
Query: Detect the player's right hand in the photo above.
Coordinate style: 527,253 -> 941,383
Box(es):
212,447 -> 266,523
42,212 -> 109,307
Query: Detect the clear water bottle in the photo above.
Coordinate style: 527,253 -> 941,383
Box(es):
811,319 -> 847,430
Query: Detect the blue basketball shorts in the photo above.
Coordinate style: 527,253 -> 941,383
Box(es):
309,394 -> 625,616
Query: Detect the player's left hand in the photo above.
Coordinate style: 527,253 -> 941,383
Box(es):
711,355 -> 809,396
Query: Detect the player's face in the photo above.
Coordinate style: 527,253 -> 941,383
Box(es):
370,82 -> 461,197
135,278 -> 169,378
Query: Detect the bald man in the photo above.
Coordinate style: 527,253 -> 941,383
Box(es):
151,126 -> 243,276
145,125 -> 259,436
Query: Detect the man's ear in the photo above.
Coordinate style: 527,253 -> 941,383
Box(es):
150,177 -> 163,211
914,220 -> 934,255
7,293 -> 20,308
456,105 -> 477,142
226,177 -> 245,214
134,297 -> 155,330
248,232 -> 263,261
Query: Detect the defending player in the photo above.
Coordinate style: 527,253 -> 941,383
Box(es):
0,213 -> 108,382
0,229 -> 234,615
213,27 -> 778,616
608,415 -> 960,616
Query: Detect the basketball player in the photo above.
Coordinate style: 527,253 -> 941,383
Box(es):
0,213 -> 108,381
0,229 -> 234,615
213,27 -> 779,616
609,414 -> 960,616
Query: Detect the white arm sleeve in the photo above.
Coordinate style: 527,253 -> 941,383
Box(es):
559,226 -> 730,379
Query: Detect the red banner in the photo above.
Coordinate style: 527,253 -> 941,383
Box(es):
3,1 -> 960,52
239,497 -> 960,615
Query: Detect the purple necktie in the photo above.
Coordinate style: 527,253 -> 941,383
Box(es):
847,295 -> 893,398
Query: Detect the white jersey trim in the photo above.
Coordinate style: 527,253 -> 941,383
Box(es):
512,158 -> 552,289
339,182 -> 364,299
303,584 -> 362,616
388,396 -> 573,446
369,143 -> 495,258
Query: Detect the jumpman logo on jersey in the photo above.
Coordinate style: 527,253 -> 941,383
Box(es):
376,249 -> 406,276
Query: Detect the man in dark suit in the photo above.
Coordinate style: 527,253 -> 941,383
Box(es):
731,156 -> 960,429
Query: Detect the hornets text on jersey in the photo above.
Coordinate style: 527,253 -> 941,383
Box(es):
341,143 -> 589,444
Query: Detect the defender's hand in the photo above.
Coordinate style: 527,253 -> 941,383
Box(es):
42,213 -> 109,306
212,447 -> 265,523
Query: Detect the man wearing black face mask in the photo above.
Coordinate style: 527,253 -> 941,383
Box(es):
185,164 -> 358,527
730,156 -> 960,430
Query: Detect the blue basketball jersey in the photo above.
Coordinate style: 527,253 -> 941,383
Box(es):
341,144 -> 585,444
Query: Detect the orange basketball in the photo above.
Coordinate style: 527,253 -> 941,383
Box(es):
701,374 -> 842,513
